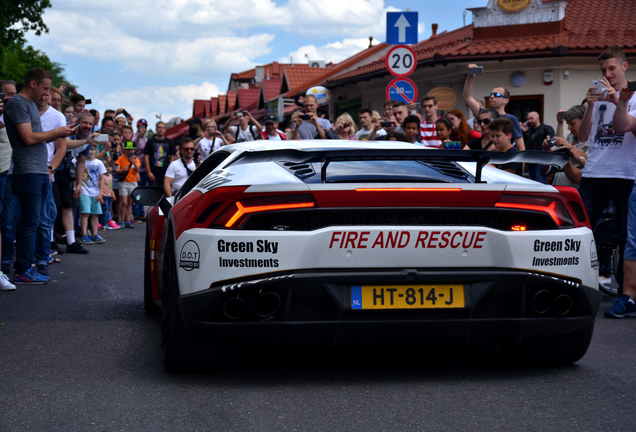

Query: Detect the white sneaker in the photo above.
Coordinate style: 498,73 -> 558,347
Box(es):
0,273 -> 16,291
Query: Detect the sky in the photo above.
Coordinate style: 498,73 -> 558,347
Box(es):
26,0 -> 481,128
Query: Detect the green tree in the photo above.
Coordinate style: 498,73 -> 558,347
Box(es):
0,0 -> 52,47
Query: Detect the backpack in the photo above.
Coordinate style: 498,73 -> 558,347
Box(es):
259,130 -> 287,140
234,125 -> 259,142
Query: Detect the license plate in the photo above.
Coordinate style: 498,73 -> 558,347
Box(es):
351,285 -> 464,310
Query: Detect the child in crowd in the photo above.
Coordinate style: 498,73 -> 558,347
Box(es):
402,115 -> 421,144
99,164 -> 119,230
488,117 -> 522,176
435,118 -> 452,148
79,146 -> 107,244
115,141 -> 140,228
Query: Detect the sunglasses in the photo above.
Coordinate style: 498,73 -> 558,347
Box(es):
476,118 -> 494,125
490,92 -> 504,98
182,147 -> 195,151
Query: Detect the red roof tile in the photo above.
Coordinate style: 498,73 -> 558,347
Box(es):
261,78 -> 282,102
231,61 -> 287,82
237,88 -> 260,109
226,90 -> 238,112
283,66 -> 330,93
210,97 -> 218,115
328,0 -> 636,84
218,95 -> 227,114
193,100 -> 206,119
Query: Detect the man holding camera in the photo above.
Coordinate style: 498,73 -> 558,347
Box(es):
463,64 -> 525,151
291,94 -> 330,140
223,111 -> 262,142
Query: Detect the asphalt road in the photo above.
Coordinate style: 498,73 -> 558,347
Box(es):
0,224 -> 633,431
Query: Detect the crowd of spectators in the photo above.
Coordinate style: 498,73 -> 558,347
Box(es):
1,45 -> 635,321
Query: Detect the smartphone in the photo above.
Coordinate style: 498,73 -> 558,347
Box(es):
628,81 -> 636,92
410,102 -> 421,115
122,109 -> 130,118
66,86 -> 76,93
300,115 -> 311,120
0,93 -> 4,100
468,66 -> 484,75
592,80 -> 603,92
236,112 -> 244,117
380,121 -> 392,127
446,141 -> 462,150
96,134 -> 109,142
557,111 -> 565,122
85,99 -> 92,105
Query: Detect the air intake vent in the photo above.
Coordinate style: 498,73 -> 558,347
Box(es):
282,162 -> 316,179
419,160 -> 469,180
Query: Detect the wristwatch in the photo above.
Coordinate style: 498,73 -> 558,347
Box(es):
578,156 -> 587,162
48,166 -> 56,173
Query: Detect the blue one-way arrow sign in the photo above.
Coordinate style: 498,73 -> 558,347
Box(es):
386,11 -> 418,45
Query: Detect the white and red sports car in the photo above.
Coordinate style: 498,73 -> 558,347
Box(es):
134,141 -> 602,373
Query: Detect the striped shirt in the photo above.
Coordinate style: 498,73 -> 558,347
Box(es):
420,118 -> 441,148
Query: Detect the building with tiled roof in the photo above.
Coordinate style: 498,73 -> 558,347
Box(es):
236,88 -> 260,110
326,0 -> 636,125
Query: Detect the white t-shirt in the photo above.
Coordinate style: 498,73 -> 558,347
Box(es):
40,106 -> 66,165
354,127 -> 386,140
228,125 -> 259,143
165,158 -> 196,194
81,158 -> 106,197
198,137 -> 223,160
583,93 -> 636,179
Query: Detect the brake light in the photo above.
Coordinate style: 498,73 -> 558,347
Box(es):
511,225 -> 527,231
356,188 -> 462,192
213,194 -> 315,228
495,195 -> 572,227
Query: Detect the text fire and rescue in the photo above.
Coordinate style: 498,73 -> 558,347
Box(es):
328,230 -> 487,249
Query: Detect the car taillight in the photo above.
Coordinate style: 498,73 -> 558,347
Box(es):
495,195 -> 573,227
213,194 -> 316,228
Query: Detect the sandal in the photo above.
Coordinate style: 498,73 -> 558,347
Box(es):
48,256 -> 62,264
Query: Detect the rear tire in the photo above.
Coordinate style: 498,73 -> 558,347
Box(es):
502,324 -> 595,364
161,237 -> 236,373
144,224 -> 160,316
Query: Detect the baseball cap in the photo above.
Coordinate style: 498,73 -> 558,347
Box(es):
262,114 -> 278,124
123,141 -> 136,150
186,117 -> 202,126
137,118 -> 148,126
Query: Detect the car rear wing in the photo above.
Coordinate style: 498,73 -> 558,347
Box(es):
232,149 -> 569,184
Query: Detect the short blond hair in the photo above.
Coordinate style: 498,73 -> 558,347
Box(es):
335,113 -> 358,135
202,119 -> 217,129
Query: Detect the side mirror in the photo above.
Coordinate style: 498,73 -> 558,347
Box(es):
132,186 -> 172,215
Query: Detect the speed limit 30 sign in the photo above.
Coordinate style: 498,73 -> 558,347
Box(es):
386,45 -> 417,77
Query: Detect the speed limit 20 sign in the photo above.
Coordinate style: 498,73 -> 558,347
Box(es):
386,45 -> 417,77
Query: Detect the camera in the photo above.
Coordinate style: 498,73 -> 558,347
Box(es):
122,109 -> 130,118
380,121 -> 392,128
236,112 -> 244,117
300,115 -> 311,120
628,81 -> 636,92
0,93 -> 4,100
547,138 -> 557,146
343,121 -> 351,127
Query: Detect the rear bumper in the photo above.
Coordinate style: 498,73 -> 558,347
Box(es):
177,268 -> 603,348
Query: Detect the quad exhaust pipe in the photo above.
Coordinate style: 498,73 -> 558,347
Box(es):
531,290 -> 572,315
221,292 -> 281,320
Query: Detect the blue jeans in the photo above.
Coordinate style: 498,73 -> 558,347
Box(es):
132,172 -> 147,217
36,181 -> 57,267
100,196 -> 112,225
11,174 -> 49,274
528,164 -> 547,184
1,176 -> 21,270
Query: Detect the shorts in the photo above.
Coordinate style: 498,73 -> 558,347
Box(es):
54,173 -> 73,209
119,181 -> 137,197
79,194 -> 102,215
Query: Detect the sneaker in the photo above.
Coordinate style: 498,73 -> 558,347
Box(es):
0,273 -> 16,291
14,267 -> 48,285
125,221 -> 135,229
138,215 -> 146,221
599,275 -> 613,289
108,220 -> 121,230
119,221 -> 125,228
604,295 -> 636,318
79,235 -> 94,245
91,234 -> 106,244
66,241 -> 89,254
50,249 -> 58,256
36,265 -> 50,278
98,223 -> 102,229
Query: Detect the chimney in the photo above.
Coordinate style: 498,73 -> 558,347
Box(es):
368,36 -> 373,48
431,23 -> 438,40
272,61 -> 280,77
